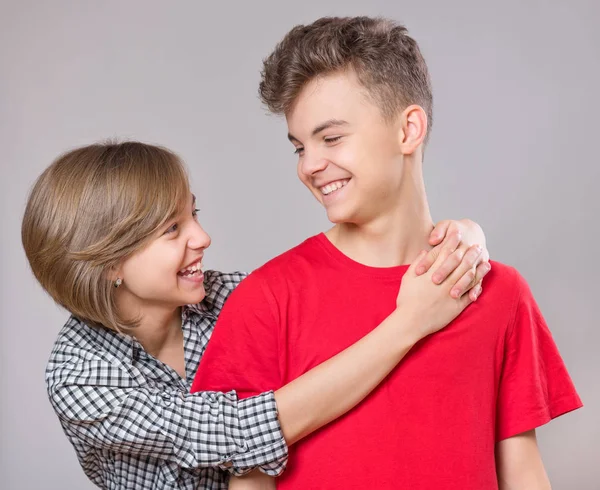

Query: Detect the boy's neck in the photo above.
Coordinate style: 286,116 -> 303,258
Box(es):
326,167 -> 434,268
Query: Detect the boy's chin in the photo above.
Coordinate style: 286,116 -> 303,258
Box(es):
324,202 -> 357,224
325,210 -> 353,225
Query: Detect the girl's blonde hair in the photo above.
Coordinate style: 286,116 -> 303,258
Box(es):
22,141 -> 190,331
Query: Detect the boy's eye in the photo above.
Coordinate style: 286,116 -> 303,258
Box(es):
325,136 -> 342,144
294,147 -> 304,155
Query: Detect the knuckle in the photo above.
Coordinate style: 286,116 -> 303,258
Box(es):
438,266 -> 452,279
468,247 -> 481,263
448,230 -> 461,245
451,256 -> 463,270
454,248 -> 466,263
458,218 -> 473,230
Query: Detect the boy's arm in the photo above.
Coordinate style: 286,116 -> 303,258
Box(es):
496,430 -> 551,490
494,269 -> 582,490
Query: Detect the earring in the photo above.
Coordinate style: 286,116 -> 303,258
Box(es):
114,278 -> 123,288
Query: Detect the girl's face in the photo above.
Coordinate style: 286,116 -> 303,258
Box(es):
115,194 -> 211,316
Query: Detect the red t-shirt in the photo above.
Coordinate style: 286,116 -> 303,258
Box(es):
192,234 -> 582,489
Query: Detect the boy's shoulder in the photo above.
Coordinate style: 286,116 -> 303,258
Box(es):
246,245 -> 532,291
249,234 -> 324,279
473,260 -> 542,331
485,260 -> 530,294
223,234 -> 324,304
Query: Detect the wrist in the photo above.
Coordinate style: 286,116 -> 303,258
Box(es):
388,308 -> 424,349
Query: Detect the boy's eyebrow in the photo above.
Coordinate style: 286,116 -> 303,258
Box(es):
311,119 -> 349,136
287,119 -> 349,143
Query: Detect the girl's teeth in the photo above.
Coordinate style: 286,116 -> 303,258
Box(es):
180,261 -> 203,274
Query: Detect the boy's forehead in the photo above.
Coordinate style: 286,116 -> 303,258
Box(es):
286,73 -> 375,133
303,72 -> 361,106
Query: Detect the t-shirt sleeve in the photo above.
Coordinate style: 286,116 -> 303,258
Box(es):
496,269 -> 583,441
191,270 -> 284,399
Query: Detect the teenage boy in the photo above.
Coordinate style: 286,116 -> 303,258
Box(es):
192,17 -> 582,489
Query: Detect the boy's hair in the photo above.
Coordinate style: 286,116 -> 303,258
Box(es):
22,141 -> 190,332
259,16 -> 433,137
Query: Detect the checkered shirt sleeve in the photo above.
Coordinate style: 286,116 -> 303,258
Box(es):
45,270 -> 287,489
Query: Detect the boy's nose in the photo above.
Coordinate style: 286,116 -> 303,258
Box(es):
300,153 -> 329,177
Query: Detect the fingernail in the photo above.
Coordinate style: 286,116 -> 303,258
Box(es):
416,266 -> 425,275
451,288 -> 460,298
432,274 -> 441,284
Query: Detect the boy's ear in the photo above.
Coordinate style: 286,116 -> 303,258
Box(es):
398,105 -> 428,155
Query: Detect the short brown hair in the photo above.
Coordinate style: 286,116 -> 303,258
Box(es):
259,16 -> 433,135
22,141 -> 190,331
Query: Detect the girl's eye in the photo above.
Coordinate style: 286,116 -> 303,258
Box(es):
192,208 -> 200,219
164,223 -> 178,234
294,147 -> 304,155
325,136 -> 342,144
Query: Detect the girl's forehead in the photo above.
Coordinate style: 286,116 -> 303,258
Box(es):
173,192 -> 196,216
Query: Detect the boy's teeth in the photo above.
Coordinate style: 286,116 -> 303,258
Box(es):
321,179 -> 349,195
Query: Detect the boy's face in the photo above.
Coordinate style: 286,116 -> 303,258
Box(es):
286,70 -> 407,225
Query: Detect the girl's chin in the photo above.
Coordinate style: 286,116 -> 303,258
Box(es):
186,286 -> 207,305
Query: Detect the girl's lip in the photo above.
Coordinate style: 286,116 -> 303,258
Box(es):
179,257 -> 203,272
178,272 -> 204,284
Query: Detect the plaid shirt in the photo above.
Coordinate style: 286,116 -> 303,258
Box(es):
46,270 -> 288,489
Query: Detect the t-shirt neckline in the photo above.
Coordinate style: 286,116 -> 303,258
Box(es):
313,232 -> 411,279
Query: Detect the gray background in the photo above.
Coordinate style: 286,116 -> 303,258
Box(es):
1,0 -> 598,488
